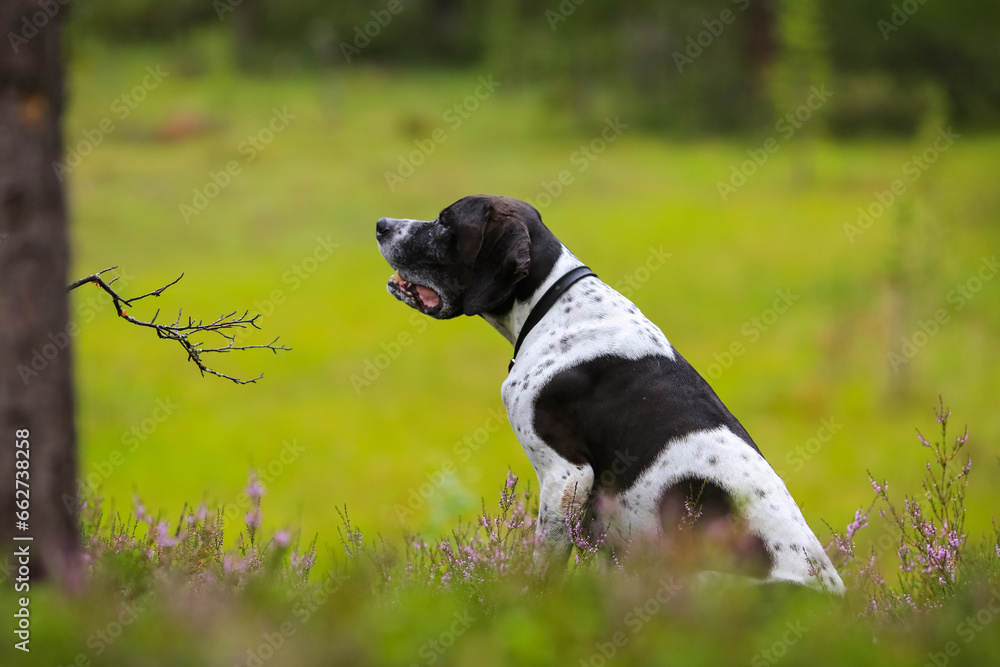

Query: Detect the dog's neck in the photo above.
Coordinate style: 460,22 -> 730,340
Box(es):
481,247 -> 584,346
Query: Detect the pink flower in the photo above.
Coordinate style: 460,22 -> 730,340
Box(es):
245,473 -> 266,501
845,508 -> 869,540
245,507 -> 262,530
275,530 -> 291,548
155,523 -> 177,548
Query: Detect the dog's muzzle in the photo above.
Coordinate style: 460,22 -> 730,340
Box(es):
376,217 -> 443,314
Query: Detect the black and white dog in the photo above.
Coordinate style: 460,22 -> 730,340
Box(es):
376,194 -> 844,593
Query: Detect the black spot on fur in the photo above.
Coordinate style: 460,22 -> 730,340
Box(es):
533,353 -> 761,491
658,477 -> 773,577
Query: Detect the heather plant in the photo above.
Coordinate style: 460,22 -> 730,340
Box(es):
827,400 -> 989,618
50,403 -> 1000,667
79,470 -> 317,595
391,471 -> 541,592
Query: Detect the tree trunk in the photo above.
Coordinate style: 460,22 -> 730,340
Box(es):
0,2 -> 80,586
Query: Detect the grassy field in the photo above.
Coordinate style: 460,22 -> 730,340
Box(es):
18,29 -> 1000,665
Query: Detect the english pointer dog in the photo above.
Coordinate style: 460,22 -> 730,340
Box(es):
376,194 -> 844,593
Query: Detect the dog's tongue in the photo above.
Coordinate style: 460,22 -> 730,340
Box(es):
391,270 -> 440,309
414,284 -> 439,308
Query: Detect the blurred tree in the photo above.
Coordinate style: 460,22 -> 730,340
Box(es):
0,2 -> 80,585
65,0 -> 1000,133
233,0 -> 263,71
769,0 -> 830,185
885,84 -> 948,402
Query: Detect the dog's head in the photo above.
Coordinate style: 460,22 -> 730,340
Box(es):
376,195 -> 557,319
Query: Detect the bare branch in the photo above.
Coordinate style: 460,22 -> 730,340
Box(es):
67,268 -> 290,384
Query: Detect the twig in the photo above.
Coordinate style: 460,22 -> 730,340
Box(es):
67,266 -> 289,384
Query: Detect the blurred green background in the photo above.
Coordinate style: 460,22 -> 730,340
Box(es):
63,0 -> 999,572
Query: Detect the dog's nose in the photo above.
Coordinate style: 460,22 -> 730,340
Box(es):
376,217 -> 393,240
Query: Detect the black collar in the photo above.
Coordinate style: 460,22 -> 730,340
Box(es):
508,265 -> 597,372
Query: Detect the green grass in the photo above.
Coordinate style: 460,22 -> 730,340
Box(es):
66,33 -> 1000,557
31,30 -> 1000,664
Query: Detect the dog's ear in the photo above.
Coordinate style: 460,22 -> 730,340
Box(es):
462,202 -> 531,316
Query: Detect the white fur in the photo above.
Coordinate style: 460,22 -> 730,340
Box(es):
496,247 -> 844,593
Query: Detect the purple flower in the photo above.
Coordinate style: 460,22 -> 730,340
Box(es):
245,473 -> 266,501
505,470 -> 518,491
870,476 -> 887,495
274,530 -> 291,548
155,522 -> 177,548
845,508 -> 869,540
245,507 -> 262,530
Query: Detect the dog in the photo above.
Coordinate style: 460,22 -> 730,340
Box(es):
376,194 -> 844,593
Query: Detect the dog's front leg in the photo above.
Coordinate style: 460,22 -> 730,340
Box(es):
532,461 -> 594,575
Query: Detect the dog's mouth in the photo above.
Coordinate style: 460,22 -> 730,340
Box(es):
387,270 -> 441,314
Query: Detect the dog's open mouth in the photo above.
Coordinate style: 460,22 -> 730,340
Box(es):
387,270 -> 441,313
